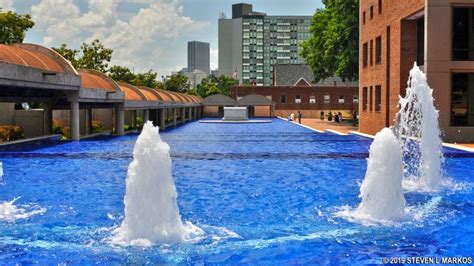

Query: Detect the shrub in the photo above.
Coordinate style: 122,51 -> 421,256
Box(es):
52,119 -> 70,140
0,125 -> 25,143
91,120 -> 105,133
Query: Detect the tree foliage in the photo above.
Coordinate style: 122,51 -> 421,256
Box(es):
52,39 -> 113,72
0,9 -> 35,44
109,66 -> 160,88
300,0 -> 359,82
108,65 -> 135,84
192,75 -> 239,98
52,43 -> 79,66
163,72 -> 190,93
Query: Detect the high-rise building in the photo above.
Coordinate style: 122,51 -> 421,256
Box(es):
218,3 -> 312,86
359,0 -> 474,142
188,41 -> 210,75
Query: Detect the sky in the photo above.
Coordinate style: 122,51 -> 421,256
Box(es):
1,0 -> 323,79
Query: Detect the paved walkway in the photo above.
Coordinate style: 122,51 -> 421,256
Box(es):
288,117 -> 474,151
292,118 -> 358,134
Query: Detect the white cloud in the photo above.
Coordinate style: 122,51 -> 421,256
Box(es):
0,0 -> 14,11
29,0 -> 209,77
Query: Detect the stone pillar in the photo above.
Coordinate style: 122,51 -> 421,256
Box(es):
188,106 -> 193,121
115,104 -> 125,136
181,107 -> 186,124
43,102 -> 53,135
69,99 -> 80,141
160,108 -> 166,130
271,103 -> 276,117
173,108 -> 177,126
143,109 -> 150,123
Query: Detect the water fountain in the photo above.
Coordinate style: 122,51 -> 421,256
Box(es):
338,63 -> 446,223
112,121 -> 202,246
396,63 -> 444,191
0,162 -> 45,222
355,128 -> 406,220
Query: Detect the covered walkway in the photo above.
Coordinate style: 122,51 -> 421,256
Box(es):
0,43 -> 202,141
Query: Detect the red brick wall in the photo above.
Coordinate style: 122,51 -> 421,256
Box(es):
359,0 -> 424,134
231,85 -> 359,116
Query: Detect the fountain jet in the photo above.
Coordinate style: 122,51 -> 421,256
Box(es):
355,128 -> 406,220
112,121 -> 202,246
396,63 -> 444,191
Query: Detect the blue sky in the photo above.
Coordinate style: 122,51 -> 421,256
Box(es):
2,0 -> 323,79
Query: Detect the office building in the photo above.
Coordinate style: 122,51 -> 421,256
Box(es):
218,3 -> 312,86
188,41 -> 210,75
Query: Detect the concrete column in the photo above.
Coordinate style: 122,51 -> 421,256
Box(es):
143,109 -> 150,123
173,108 -> 177,126
160,109 -> 166,130
115,105 -> 125,136
69,99 -> 80,141
271,104 -> 276,117
188,107 -> 192,121
43,102 -> 53,135
181,107 -> 186,124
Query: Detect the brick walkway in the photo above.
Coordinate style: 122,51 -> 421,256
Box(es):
288,117 -> 474,151
288,118 -> 358,134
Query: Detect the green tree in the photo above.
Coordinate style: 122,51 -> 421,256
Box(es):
0,9 -> 35,44
108,65 -> 135,84
163,72 -> 190,93
77,39 -> 113,72
53,40 -> 113,72
301,0 -> 359,82
52,43 -> 79,66
133,69 -> 159,88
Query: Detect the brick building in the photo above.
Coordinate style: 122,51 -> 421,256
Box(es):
360,0 -> 474,142
231,85 -> 358,118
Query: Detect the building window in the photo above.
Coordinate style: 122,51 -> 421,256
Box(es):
370,40 -> 373,66
363,11 -> 366,24
353,95 -> 359,103
453,7 -> 474,60
309,96 -> 316,103
324,95 -> 330,104
363,42 -> 368,67
370,5 -> 374,19
295,95 -> 301,104
417,17 -> 425,65
375,85 -> 381,112
369,86 -> 373,111
451,73 -> 474,126
375,36 -> 382,64
362,87 -> 368,111
338,96 -> 345,104
280,95 -> 286,103
378,0 -> 382,14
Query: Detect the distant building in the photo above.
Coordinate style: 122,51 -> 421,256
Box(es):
219,3 -> 312,86
183,70 -> 208,88
188,41 -> 210,75
211,69 -> 220,76
359,0 -> 474,142
272,64 -> 358,87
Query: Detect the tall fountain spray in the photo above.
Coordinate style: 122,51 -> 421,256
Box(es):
355,128 -> 406,221
112,121 -> 202,246
396,63 -> 444,191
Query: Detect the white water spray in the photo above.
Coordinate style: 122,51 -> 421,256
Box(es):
355,128 -> 406,220
0,162 -> 46,222
396,63 -> 444,191
112,121 -> 202,246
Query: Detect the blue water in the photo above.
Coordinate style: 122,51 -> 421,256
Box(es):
0,118 -> 473,264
